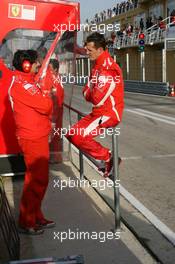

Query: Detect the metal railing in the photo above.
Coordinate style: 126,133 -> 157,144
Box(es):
64,103 -> 121,231
0,177 -> 20,261
145,16 -> 171,35
114,16 -> 174,48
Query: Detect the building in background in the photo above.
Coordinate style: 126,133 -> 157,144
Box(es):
83,0 -> 175,84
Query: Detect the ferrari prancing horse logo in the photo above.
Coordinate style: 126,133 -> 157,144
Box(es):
8,4 -> 36,20
9,4 -> 22,18
11,5 -> 20,17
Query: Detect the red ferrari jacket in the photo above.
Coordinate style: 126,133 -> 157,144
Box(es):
9,70 -> 53,140
83,50 -> 124,121
40,65 -> 64,107
52,74 -> 64,107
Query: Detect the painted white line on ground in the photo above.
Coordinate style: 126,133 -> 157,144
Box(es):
125,108 -> 175,125
150,154 -> 175,158
64,137 -> 175,246
134,108 -> 175,122
122,154 -> 175,160
120,185 -> 175,246
121,156 -> 142,160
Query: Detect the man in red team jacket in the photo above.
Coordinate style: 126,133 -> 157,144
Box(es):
49,59 -> 64,162
66,32 -> 124,177
9,50 -> 54,235
37,48 -> 64,162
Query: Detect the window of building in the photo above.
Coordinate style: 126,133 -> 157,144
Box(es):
134,13 -> 146,29
167,0 -> 175,16
149,3 -> 163,23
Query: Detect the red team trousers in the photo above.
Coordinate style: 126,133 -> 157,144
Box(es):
18,136 -> 49,228
67,113 -> 119,161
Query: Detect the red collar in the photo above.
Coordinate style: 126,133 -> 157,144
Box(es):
14,70 -> 35,81
95,50 -> 110,68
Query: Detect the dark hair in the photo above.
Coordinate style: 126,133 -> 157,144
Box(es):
86,32 -> 106,50
27,49 -> 38,62
13,49 -> 38,71
50,59 -> 59,71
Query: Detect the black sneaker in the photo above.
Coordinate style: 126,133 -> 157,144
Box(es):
18,225 -> 44,235
37,219 -> 56,229
99,157 -> 122,177
103,155 -> 113,178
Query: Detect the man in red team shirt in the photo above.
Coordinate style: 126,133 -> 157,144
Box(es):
9,50 -> 54,235
49,59 -> 64,163
66,32 -> 124,178
37,47 -> 64,162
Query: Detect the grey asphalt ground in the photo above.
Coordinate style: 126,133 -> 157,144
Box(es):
64,85 -> 175,232
2,162 -> 157,264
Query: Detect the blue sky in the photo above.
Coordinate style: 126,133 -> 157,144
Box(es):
79,0 -> 118,23
77,0 -> 118,44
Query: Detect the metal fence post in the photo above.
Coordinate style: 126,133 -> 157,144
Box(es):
162,48 -> 166,82
112,130 -> 121,231
78,114 -> 84,180
82,59 -> 84,77
140,51 -> 145,82
87,58 -> 90,76
126,53 -> 129,80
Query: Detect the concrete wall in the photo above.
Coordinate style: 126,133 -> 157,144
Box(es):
116,48 -> 141,81
116,46 -> 166,82
145,47 -> 163,82
167,50 -> 175,84
115,49 -> 127,79
128,49 -> 142,80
